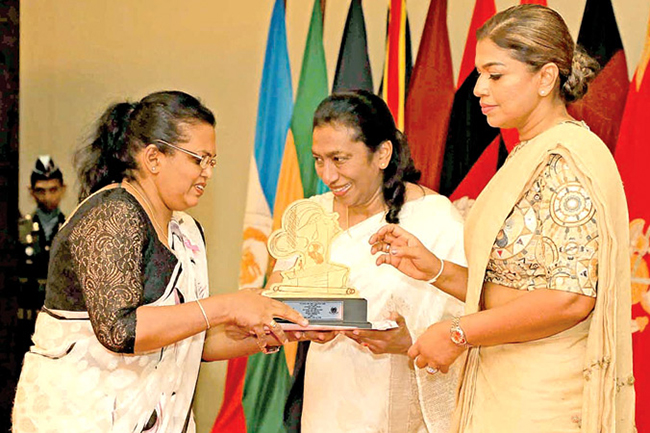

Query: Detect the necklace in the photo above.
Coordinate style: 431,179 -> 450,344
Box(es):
123,180 -> 170,245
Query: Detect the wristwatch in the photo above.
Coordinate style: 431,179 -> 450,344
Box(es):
450,316 -> 472,347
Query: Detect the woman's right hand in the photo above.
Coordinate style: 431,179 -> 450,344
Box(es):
369,224 -> 440,281
220,290 -> 308,346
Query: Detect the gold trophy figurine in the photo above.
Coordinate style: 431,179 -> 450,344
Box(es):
264,199 -> 370,329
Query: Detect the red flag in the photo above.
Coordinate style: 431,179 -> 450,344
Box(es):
404,0 -> 454,191
614,15 -> 650,432
211,357 -> 247,432
457,0 -> 496,88
568,0 -> 628,153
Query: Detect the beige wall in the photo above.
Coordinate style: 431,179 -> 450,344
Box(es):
19,1 -> 649,431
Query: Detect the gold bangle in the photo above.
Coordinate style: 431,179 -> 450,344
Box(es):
196,299 -> 211,331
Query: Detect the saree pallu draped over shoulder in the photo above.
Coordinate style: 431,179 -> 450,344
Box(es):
452,122 -> 635,432
12,197 -> 209,433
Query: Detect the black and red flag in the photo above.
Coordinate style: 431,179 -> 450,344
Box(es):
441,0 -> 554,202
568,0 -> 629,153
439,0 -> 498,200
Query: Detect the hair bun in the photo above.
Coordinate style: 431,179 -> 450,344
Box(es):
561,47 -> 600,102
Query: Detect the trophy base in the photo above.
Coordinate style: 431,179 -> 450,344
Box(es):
274,297 -> 371,329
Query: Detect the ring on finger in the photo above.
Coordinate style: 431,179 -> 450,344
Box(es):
384,243 -> 391,252
425,365 -> 439,375
269,319 -> 280,329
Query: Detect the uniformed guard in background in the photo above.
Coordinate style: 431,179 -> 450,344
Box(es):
16,155 -> 66,354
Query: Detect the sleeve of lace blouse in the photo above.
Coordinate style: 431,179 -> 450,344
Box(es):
68,198 -> 147,353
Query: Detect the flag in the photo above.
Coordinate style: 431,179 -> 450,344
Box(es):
292,0 -> 329,198
332,0 -> 373,93
439,0 -> 498,200
213,1 -> 293,431
614,12 -> 650,431
448,135 -> 508,203
403,0 -> 454,191
278,1 -> 330,430
456,0 -> 496,88
380,0 -> 413,131
568,0 -> 628,153
237,0 -> 293,291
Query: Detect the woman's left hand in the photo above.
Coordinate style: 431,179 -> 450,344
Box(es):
408,320 -> 466,373
342,312 -> 412,355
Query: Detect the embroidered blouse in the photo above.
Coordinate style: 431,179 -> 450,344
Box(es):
484,153 -> 599,297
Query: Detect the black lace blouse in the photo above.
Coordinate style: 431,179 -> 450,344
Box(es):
44,187 -> 178,353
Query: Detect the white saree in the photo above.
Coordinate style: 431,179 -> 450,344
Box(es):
12,210 -> 209,433
291,192 -> 466,433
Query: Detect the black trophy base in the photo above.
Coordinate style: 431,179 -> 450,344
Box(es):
274,297 -> 371,329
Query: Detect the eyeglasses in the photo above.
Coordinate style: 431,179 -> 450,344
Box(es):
155,139 -> 217,170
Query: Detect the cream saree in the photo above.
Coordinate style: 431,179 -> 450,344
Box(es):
452,122 -> 635,432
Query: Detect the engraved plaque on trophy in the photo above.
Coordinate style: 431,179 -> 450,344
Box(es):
263,199 -> 371,329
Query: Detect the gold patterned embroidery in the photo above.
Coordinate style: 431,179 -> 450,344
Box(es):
616,375 -> 636,392
486,154 -> 599,297
582,356 -> 612,381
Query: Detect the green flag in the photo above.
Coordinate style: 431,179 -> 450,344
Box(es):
292,0 -> 329,198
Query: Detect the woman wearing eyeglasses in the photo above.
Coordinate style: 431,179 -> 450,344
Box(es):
11,90 -> 307,433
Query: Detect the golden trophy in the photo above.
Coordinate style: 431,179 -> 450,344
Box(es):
263,199 -> 371,329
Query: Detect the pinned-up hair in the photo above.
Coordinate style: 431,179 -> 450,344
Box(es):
75,90 -> 215,201
477,4 -> 599,102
